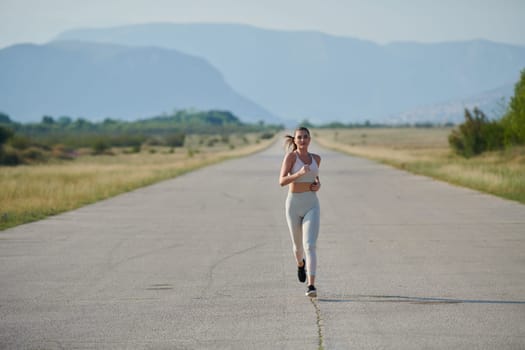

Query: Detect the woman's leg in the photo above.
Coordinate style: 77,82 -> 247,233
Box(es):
285,195 -> 304,265
303,199 -> 320,285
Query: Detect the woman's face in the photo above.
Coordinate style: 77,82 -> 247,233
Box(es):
294,130 -> 310,149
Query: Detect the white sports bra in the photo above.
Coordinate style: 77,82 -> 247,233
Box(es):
291,152 -> 319,183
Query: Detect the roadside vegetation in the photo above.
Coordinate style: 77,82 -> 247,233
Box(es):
313,70 -> 525,204
314,128 -> 524,204
0,110 -> 280,230
449,69 -> 525,157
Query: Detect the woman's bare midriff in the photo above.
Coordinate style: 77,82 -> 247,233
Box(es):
290,182 -> 314,193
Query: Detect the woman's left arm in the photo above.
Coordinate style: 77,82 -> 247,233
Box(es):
310,154 -> 321,192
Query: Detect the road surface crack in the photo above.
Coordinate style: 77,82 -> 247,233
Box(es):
310,297 -> 325,350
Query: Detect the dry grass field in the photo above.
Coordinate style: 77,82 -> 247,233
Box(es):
314,128 -> 525,204
0,133 -> 275,230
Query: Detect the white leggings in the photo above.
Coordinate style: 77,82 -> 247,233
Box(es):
285,191 -> 320,276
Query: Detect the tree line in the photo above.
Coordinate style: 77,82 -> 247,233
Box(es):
0,110 -> 281,165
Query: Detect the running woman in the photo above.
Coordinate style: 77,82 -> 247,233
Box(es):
279,127 -> 321,297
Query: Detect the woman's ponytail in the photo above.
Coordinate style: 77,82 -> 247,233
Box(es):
284,134 -> 297,152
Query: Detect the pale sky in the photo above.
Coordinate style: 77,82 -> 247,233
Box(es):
1,0 -> 524,49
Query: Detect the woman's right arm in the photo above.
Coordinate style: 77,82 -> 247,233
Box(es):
279,152 -> 306,186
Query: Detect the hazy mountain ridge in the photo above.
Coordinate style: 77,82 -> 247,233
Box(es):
0,40 -> 280,123
387,83 -> 514,125
57,23 -> 525,123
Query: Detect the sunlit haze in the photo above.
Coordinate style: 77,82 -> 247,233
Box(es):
0,0 -> 524,49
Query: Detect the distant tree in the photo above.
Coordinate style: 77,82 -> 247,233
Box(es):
299,119 -> 315,128
72,118 -> 94,130
57,116 -> 72,127
42,115 -> 55,125
103,118 -> 118,126
501,69 -> 525,146
0,125 -> 14,147
203,110 -> 241,125
321,121 -> 346,129
414,122 -> 435,128
0,112 -> 12,124
0,125 -> 18,165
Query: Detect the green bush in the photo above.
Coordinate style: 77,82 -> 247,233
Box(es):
92,139 -> 111,155
21,147 -> 48,163
450,69 -> 525,157
260,132 -> 274,140
164,132 -> 186,148
207,138 -> 219,147
9,134 -> 32,150
146,137 -> 163,146
0,149 -> 22,166
448,107 -> 504,157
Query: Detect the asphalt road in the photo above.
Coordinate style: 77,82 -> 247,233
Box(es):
1,139 -> 525,349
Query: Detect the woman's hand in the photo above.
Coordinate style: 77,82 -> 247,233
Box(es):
309,179 -> 321,192
299,165 -> 310,176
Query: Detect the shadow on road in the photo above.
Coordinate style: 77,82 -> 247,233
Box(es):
318,295 -> 525,305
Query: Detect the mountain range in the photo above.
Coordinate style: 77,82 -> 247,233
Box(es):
1,23 -> 525,124
0,40 -> 279,123
56,23 -> 525,124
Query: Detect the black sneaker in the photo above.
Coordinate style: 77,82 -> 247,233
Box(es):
297,259 -> 306,283
305,285 -> 317,297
